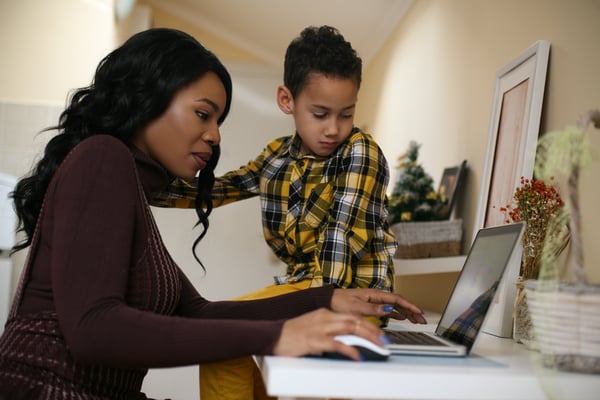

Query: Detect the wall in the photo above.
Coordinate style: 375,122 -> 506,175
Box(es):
357,0 -> 600,291
140,0 -> 266,63
0,0 -> 116,104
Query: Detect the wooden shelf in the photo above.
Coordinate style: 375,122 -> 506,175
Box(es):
393,255 -> 466,276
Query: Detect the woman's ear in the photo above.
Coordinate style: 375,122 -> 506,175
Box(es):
277,85 -> 294,115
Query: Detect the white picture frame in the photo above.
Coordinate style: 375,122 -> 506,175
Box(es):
473,40 -> 550,338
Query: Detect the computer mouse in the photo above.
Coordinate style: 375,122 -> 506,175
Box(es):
322,334 -> 390,361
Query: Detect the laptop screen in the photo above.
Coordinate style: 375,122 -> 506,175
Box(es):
435,223 -> 523,351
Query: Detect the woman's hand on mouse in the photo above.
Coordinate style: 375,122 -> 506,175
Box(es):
330,288 -> 427,325
272,308 -> 384,361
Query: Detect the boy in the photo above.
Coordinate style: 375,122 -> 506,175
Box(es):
154,25 -> 397,400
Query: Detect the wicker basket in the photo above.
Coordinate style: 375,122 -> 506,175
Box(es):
390,219 -> 462,259
525,281 -> 600,373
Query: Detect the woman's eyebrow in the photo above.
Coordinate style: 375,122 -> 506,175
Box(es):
195,98 -> 220,112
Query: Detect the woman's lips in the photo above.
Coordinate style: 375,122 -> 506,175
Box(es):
192,152 -> 210,170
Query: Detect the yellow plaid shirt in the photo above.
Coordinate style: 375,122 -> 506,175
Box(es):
152,128 -> 396,291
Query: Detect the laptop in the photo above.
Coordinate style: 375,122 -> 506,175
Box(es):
385,222 -> 524,357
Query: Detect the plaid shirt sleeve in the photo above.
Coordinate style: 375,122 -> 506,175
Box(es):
210,143 -> 275,206
313,133 -> 396,291
150,144 -> 277,209
150,178 -> 197,208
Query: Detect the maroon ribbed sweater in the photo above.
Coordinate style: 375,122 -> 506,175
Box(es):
0,135 -> 333,399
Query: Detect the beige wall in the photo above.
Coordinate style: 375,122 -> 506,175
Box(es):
358,0 -> 600,284
139,0 -> 265,63
0,0 -> 116,105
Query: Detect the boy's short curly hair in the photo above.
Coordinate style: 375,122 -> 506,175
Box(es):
283,25 -> 362,98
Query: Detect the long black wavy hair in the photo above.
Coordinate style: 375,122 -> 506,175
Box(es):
11,28 -> 232,268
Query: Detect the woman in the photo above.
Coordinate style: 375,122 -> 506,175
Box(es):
0,28 -> 425,400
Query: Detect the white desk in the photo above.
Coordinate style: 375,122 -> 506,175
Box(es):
257,320 -> 600,400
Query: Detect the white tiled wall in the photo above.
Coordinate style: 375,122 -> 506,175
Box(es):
0,101 -> 63,179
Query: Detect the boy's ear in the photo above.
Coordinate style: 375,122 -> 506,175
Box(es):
277,85 -> 294,114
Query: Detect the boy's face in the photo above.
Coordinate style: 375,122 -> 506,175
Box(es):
278,73 -> 358,157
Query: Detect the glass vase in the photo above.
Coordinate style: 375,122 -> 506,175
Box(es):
513,277 -> 537,349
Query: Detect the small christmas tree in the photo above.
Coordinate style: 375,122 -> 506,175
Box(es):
388,141 -> 445,223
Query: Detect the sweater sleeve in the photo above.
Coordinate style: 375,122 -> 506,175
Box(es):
175,271 -> 335,320
46,136 -> 329,369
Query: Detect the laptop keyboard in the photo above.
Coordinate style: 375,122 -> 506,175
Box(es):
386,330 -> 449,346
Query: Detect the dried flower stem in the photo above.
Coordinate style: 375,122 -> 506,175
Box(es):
500,177 -> 565,279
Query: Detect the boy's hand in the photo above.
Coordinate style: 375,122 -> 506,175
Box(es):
330,288 -> 427,324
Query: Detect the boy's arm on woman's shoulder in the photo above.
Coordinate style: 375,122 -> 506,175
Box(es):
150,178 -> 198,208
149,173 -> 256,209
150,137 -> 284,209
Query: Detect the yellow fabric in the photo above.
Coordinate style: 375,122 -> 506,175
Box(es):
199,357 -> 273,400
235,280 -> 312,300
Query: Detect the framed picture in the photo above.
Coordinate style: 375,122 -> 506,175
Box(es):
473,40 -> 550,337
438,160 -> 467,220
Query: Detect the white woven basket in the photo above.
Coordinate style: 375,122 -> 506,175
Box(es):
525,281 -> 600,373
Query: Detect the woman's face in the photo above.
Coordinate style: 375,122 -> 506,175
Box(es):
133,72 -> 227,180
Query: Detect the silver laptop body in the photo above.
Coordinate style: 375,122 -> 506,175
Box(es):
385,223 -> 524,357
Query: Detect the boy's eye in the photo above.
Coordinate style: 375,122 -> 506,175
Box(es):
341,113 -> 353,119
195,111 -> 209,121
313,113 -> 327,119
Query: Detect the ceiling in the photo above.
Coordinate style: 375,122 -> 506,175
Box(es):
144,0 -> 414,66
